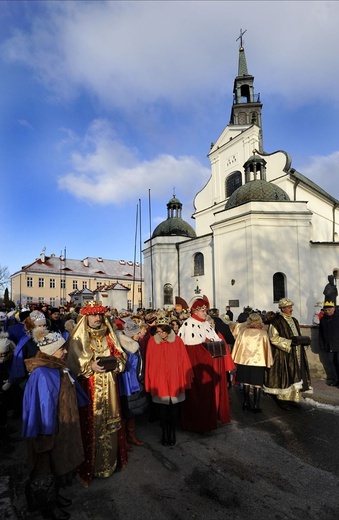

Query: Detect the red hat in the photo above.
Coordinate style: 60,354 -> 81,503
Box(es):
191,298 -> 209,312
80,301 -> 107,316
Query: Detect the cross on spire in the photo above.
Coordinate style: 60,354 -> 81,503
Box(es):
236,28 -> 247,48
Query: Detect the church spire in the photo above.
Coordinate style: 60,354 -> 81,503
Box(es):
237,29 -> 248,75
230,30 -> 263,151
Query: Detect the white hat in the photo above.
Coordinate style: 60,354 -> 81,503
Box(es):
30,310 -> 46,327
33,327 -> 66,356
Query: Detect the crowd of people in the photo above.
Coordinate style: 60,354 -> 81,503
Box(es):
0,294 -> 336,520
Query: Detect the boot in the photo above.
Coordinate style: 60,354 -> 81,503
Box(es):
121,419 -> 133,452
253,387 -> 262,413
242,385 -> 252,410
161,423 -> 169,446
167,424 -> 176,446
126,417 -> 144,446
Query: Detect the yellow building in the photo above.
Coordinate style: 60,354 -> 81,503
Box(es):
10,252 -> 144,310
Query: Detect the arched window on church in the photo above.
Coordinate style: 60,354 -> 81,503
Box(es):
194,253 -> 204,276
226,171 -> 242,198
163,283 -> 173,305
273,272 -> 286,303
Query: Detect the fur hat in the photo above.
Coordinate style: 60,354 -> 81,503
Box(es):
33,327 -> 66,356
123,318 -> 141,338
278,298 -> 294,309
29,310 -> 46,327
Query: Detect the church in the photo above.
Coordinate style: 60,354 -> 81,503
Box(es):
142,38 -> 339,325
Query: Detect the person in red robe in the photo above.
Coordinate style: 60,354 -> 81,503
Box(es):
178,298 -> 231,433
145,318 -> 193,446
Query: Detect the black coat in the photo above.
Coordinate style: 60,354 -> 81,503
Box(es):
319,311 -> 339,352
213,316 -> 235,346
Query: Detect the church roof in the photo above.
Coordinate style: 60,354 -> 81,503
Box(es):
152,193 -> 197,238
225,179 -> 290,210
152,217 -> 196,238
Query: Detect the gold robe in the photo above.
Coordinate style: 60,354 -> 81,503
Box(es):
67,316 -> 126,484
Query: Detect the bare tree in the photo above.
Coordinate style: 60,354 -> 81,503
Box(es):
0,265 -> 10,291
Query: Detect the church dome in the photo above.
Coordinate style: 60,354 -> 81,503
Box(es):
152,193 -> 197,238
225,179 -> 290,210
152,217 -> 196,238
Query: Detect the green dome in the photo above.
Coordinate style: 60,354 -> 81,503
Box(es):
225,179 -> 290,210
152,217 -> 196,238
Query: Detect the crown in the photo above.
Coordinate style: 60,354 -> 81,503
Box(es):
80,301 -> 107,316
323,301 -> 335,308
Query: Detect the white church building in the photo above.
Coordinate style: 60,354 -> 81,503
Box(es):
143,40 -> 339,325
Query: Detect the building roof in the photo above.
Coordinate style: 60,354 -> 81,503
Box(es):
225,179 -> 290,210
16,255 -> 143,281
152,217 -> 197,238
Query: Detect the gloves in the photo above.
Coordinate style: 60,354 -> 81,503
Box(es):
291,336 -> 311,347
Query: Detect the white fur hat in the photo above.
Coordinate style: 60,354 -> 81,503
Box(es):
33,327 -> 66,356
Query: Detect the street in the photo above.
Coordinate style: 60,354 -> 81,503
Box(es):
3,386 -> 339,520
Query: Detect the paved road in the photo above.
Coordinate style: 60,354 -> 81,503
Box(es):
2,386 -> 339,520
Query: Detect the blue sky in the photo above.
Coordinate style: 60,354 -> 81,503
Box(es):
2,0 -> 339,281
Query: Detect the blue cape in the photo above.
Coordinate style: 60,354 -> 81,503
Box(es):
22,366 -> 90,438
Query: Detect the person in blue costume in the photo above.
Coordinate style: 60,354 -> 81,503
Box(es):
8,310 -> 46,387
7,309 -> 30,345
116,318 -> 148,449
23,327 -> 89,520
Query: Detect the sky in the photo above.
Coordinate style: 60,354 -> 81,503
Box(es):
2,0 -> 339,282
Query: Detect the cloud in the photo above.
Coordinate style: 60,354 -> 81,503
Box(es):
18,119 -> 33,129
58,119 -> 210,205
2,1 -> 339,111
301,151 -> 339,200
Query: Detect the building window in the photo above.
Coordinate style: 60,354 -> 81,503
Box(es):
163,284 -> 173,305
97,282 -> 102,288
60,279 -> 66,289
138,285 -> 141,293
82,281 -> 88,289
194,253 -> 204,276
50,279 -> 56,289
50,298 -> 56,307
39,278 -> 45,288
73,280 -> 78,290
273,272 -> 286,303
60,298 -> 66,306
26,297 -> 33,305
138,300 -> 142,308
38,297 -> 45,304
226,171 -> 242,198
27,277 -> 33,287
127,299 -> 132,310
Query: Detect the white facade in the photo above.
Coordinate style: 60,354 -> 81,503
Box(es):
143,47 -> 339,324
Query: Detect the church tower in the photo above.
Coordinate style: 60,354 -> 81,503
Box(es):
229,29 -> 263,151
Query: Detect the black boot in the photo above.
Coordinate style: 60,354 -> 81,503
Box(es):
253,387 -> 262,413
161,423 -> 169,446
242,385 -> 252,410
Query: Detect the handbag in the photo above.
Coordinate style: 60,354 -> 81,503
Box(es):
97,356 -> 118,371
202,340 -> 226,358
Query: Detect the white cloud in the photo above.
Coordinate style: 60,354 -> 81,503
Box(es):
300,151 -> 339,200
2,1 -> 339,111
58,119 -> 210,205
